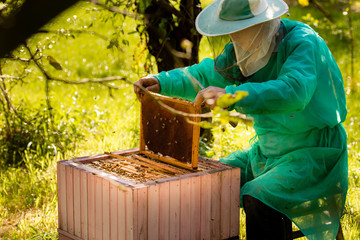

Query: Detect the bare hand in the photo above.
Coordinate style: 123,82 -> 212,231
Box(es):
133,77 -> 161,100
194,86 -> 226,110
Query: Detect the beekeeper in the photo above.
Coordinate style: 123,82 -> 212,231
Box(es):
134,0 -> 348,239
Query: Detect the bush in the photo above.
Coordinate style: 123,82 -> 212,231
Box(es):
0,104 -> 84,167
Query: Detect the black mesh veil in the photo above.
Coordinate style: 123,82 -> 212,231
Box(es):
207,36 -> 245,84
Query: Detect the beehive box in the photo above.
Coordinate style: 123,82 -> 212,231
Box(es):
57,93 -> 241,240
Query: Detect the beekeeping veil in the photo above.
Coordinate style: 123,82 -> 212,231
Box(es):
195,0 -> 288,78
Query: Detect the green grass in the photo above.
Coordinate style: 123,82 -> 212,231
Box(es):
0,1 -> 360,239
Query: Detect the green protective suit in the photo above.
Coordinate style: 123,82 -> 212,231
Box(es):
153,18 -> 348,240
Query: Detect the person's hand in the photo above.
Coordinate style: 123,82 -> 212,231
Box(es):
133,77 -> 161,100
194,86 -> 226,110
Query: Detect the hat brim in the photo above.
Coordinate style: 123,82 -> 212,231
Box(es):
195,0 -> 289,36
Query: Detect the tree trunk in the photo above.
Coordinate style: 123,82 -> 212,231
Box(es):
143,0 -> 202,71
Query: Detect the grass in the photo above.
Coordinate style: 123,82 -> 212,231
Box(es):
0,1 -> 359,239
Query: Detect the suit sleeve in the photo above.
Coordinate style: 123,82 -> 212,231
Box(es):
154,58 -> 230,101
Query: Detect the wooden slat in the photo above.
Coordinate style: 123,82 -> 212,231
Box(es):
80,171 -> 88,239
148,184 -> 160,240
139,103 -> 146,152
120,164 -> 142,175
109,183 -> 118,240
103,179 -> 110,240
58,162 -> 67,231
58,233 -> 73,240
134,154 -> 181,174
106,152 -> 176,176
58,229 -> 83,240
211,172 -> 221,240
137,187 -> 148,240
200,174 -> 211,240
87,174 -> 96,240
66,166 -> 75,235
159,182 -> 170,240
230,169 -> 241,237
111,148 -> 140,156
73,168 -> 81,237
146,93 -> 195,106
220,170 -> 231,239
117,189 -> 126,240
125,189 -> 134,240
169,180 -> 180,240
191,105 -> 200,170
95,176 -> 103,240
180,178 -> 191,240
190,176 -> 201,240
140,151 -> 197,171
73,155 -> 111,164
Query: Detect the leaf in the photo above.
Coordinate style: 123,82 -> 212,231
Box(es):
47,56 -> 62,70
298,0 -> 309,7
216,91 -> 248,108
138,0 -> 152,14
107,38 -> 119,49
122,39 -> 129,46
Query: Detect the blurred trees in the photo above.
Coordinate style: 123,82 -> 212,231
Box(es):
289,0 -> 358,92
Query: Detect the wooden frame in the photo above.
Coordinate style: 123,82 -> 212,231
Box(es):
140,92 -> 201,169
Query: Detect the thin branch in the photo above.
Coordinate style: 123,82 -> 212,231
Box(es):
0,79 -> 33,124
87,0 -> 142,20
37,29 -> 111,42
24,44 -> 54,123
310,0 -> 334,23
49,76 -> 126,84
33,60 -> 251,122
100,81 -> 128,90
0,75 -> 23,79
0,56 -> 42,62
9,42 -> 250,126
155,0 -> 192,25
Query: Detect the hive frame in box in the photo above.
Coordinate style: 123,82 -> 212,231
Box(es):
139,92 -> 201,170
57,92 -> 241,239
57,148 -> 241,240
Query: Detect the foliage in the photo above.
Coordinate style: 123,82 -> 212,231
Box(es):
93,0 -> 202,72
292,0 -> 360,91
184,91 -> 251,129
0,0 -> 359,239
0,103 -> 84,166
0,0 -> 25,20
216,91 -> 248,109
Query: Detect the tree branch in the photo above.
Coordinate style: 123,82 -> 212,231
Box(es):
0,0 -> 79,57
310,0 -> 334,23
87,0 -> 142,20
49,76 -> 127,84
0,75 -> 23,79
0,78 -> 33,124
155,0 -> 193,25
36,29 -> 111,42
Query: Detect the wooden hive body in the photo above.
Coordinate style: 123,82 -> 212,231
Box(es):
57,92 -> 241,240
